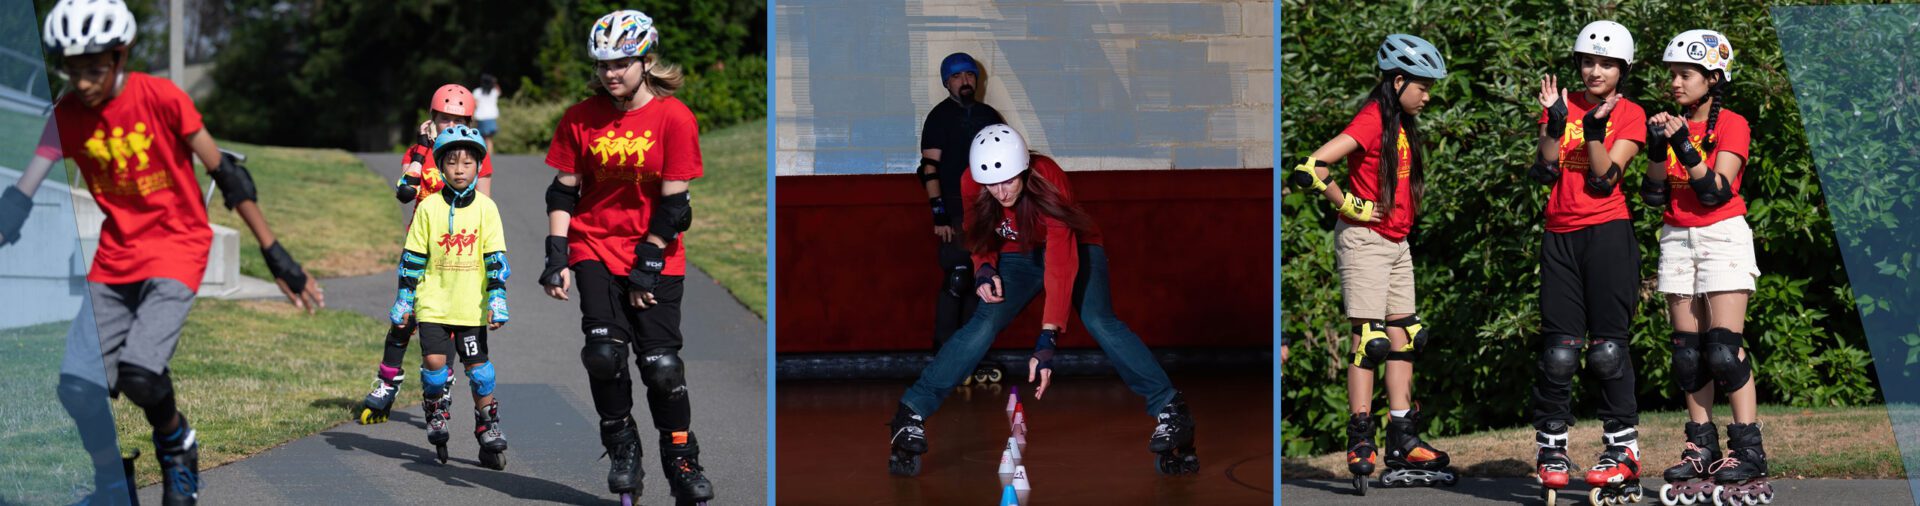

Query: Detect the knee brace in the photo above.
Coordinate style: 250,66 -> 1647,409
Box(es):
1537,334 -> 1583,385
1702,327 -> 1752,391
116,365 -> 174,409
1669,331 -> 1709,393
466,362 -> 497,397
421,365 -> 452,397
581,329 -> 630,381
1350,322 -> 1391,370
1584,338 -> 1632,381
1384,315 -> 1431,362
640,351 -> 688,400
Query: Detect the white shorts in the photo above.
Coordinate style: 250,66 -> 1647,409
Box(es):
1657,216 -> 1761,295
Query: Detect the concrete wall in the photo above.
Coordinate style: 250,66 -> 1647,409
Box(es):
776,0 -> 1273,175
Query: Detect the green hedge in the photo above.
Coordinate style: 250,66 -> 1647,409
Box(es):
1281,0 -> 1872,456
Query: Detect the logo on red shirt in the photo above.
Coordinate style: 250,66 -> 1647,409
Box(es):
996,218 -> 1019,241
589,129 -> 657,168
438,228 -> 477,255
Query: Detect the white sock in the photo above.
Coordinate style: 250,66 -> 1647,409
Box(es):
1390,409 -> 1410,418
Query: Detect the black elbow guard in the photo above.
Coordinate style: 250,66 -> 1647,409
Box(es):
210,152 -> 258,210
1690,172 -> 1733,207
546,176 -> 580,214
648,191 -> 692,240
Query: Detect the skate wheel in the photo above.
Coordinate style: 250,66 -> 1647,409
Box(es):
480,451 -> 507,470
1756,492 -> 1773,504
620,493 -> 636,506
1743,494 -> 1759,506
889,454 -> 922,477
1352,475 -> 1369,496
435,445 -> 448,464
987,368 -> 1003,382
1711,486 -> 1728,506
1544,488 -> 1558,504
1589,487 -> 1607,505
1442,472 -> 1459,487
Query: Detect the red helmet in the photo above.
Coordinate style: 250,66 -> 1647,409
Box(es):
430,84 -> 473,116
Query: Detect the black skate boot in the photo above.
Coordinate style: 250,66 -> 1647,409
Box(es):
1709,423 -> 1772,506
422,390 -> 452,464
660,431 -> 715,505
1346,412 -> 1377,495
352,364 -> 404,425
153,418 -> 201,506
1148,392 -> 1199,475
888,403 -> 928,476
600,417 -> 644,499
1380,406 -> 1456,488
473,402 -> 507,470
1659,421 -> 1720,506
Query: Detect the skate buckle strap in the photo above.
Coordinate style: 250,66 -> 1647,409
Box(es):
1541,461 -> 1569,472
1536,430 -> 1569,449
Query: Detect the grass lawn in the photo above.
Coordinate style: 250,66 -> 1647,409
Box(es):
197,141 -> 401,279
684,118 -> 766,317
108,299 -> 385,488
0,321 -> 97,504
1282,405 -> 1903,479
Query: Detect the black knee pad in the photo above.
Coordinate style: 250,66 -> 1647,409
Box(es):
639,350 -> 688,400
1350,322 -> 1391,370
1702,327 -> 1752,391
581,330 -> 630,381
1585,338 -> 1632,381
1669,331 -> 1709,393
1538,334 -> 1582,384
116,365 -> 174,409
1385,315 -> 1431,363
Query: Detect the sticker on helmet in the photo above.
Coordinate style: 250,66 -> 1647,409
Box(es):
1687,42 -> 1707,61
1717,45 -> 1730,60
1702,34 -> 1719,47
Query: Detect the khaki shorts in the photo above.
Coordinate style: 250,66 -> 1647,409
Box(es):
1658,216 -> 1761,295
1335,221 -> 1417,320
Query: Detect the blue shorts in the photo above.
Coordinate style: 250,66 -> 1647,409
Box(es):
477,119 -> 499,137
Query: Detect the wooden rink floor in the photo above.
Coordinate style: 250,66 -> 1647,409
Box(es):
777,373 -> 1273,505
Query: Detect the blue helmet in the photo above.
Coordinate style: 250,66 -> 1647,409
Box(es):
940,52 -> 979,82
1376,34 -> 1448,80
433,124 -> 488,165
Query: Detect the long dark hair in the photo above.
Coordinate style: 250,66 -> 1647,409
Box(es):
1368,73 -> 1427,215
966,154 -> 1098,257
1689,66 -> 1729,153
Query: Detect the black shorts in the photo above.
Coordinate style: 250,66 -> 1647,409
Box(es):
419,323 -> 489,365
573,260 -> 684,354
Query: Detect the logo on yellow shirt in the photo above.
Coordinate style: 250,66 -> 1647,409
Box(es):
439,228 -> 477,256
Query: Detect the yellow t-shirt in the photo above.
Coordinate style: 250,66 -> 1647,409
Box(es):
406,190 -> 505,326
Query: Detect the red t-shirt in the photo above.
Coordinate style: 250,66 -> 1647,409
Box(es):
961,156 -> 1105,328
544,94 -> 703,276
52,73 -> 212,291
1537,94 -> 1647,232
401,141 -> 496,201
1658,109 -> 1751,227
1338,103 -> 1417,241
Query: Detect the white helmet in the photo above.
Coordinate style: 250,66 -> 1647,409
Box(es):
1663,29 -> 1735,82
589,10 -> 659,61
1573,21 -> 1634,65
968,124 -> 1028,185
42,0 -> 138,57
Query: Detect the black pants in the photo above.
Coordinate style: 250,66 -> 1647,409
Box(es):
574,260 -> 691,431
933,241 -> 980,351
1531,219 -> 1641,429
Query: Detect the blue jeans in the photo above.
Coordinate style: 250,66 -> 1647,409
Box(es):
901,244 -> 1177,418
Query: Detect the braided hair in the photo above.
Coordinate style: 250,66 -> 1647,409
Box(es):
1369,73 -> 1427,216
1696,74 -> 1728,153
